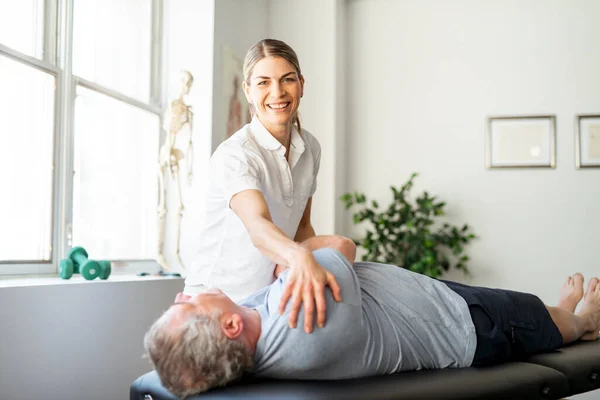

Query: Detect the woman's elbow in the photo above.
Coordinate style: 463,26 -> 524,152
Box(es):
333,236 -> 356,265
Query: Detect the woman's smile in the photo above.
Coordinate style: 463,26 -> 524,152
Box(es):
267,102 -> 291,112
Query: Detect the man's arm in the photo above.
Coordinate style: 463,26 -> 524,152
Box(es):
294,197 -> 316,243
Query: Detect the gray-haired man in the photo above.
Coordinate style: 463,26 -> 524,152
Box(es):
144,236 -> 600,399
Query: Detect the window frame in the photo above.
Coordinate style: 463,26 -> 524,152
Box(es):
0,0 -> 165,276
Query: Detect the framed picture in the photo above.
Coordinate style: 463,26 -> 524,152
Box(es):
486,115 -> 556,169
575,114 -> 600,168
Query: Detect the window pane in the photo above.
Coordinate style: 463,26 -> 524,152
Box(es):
0,0 -> 44,58
73,86 -> 159,260
72,0 -> 152,101
0,55 -> 55,261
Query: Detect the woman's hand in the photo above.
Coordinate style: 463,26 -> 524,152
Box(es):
273,264 -> 288,278
278,252 -> 342,333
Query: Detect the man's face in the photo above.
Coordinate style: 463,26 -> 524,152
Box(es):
170,289 -> 238,323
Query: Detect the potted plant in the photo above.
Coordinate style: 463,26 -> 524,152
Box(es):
340,172 -> 477,278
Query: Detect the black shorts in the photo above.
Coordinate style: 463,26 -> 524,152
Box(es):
441,280 -> 564,366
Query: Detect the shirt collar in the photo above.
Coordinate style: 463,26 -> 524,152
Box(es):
250,116 -> 306,162
251,116 -> 283,151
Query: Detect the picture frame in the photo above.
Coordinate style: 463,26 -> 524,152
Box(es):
486,115 -> 556,169
575,114 -> 600,168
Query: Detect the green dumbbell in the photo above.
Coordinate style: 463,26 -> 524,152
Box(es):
69,246 -> 101,280
59,259 -> 74,279
98,260 -> 112,280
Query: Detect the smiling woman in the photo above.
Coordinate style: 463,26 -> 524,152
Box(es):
243,55 -> 304,141
185,38 -> 343,334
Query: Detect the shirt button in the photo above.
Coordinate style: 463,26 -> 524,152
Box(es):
285,198 -> 293,207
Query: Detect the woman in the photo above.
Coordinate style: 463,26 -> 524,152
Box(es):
185,39 -> 346,333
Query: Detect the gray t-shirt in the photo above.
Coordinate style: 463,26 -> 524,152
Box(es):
240,248 -> 477,379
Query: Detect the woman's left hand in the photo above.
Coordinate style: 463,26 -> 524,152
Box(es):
278,252 -> 342,333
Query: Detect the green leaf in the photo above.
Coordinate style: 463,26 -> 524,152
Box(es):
341,172 -> 477,279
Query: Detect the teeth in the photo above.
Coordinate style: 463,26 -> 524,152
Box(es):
269,103 -> 289,109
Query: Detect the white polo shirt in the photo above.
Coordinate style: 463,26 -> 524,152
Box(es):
185,116 -> 321,301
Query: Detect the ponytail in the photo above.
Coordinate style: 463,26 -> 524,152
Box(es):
293,113 -> 302,136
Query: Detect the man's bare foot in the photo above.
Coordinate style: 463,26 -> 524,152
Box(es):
577,277 -> 600,340
558,273 -> 584,313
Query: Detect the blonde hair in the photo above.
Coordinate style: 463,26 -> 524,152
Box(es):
243,38 -> 303,135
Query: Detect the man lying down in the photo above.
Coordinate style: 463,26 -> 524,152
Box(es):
144,235 -> 600,399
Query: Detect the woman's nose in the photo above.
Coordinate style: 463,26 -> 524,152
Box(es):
270,81 -> 285,97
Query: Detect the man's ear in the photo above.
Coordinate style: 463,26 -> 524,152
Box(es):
221,313 -> 244,339
242,81 -> 252,103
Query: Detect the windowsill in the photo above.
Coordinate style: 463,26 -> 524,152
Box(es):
0,273 -> 184,289
0,259 -> 187,282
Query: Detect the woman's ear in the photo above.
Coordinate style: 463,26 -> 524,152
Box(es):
300,75 -> 305,98
242,81 -> 252,104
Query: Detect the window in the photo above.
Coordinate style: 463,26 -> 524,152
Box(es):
0,55 -> 55,263
0,0 -> 45,59
0,0 -> 164,274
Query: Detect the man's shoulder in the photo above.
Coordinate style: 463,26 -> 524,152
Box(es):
312,248 -> 362,307
238,284 -> 271,308
312,248 -> 352,272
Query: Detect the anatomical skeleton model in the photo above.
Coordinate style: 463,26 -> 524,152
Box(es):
157,70 -> 194,271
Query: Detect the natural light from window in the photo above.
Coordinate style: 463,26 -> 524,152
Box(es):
0,0 -> 44,58
0,0 -> 162,272
72,0 -> 152,102
72,86 -> 159,260
0,55 -> 55,261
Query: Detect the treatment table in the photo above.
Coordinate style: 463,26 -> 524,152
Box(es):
131,339 -> 600,399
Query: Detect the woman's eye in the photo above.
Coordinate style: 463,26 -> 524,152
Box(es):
284,77 -> 296,82
257,81 -> 267,86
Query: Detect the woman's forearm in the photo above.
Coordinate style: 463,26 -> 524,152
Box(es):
229,189 -> 314,269
247,216 -> 312,268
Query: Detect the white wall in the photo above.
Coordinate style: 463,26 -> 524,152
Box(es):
161,0 -> 215,273
0,278 -> 182,400
345,0 -> 600,304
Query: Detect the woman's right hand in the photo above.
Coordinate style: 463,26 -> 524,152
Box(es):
278,251 -> 342,333
273,264 -> 288,278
